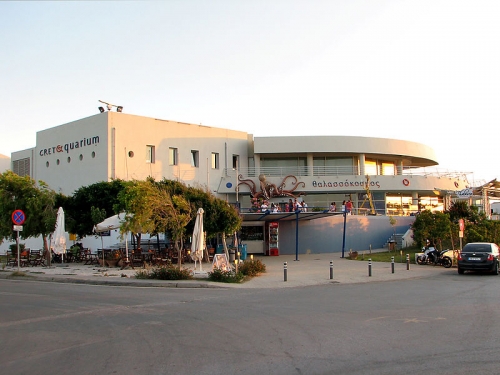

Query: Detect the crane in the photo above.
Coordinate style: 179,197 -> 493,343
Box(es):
360,175 -> 376,215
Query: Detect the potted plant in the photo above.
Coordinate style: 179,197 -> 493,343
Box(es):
105,249 -> 121,267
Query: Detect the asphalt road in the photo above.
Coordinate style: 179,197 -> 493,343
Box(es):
1,271 -> 500,375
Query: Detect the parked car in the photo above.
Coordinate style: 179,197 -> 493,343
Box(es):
457,242 -> 500,275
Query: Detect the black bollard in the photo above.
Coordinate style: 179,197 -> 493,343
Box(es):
391,256 -> 395,274
330,261 -> 334,279
368,258 -> 372,277
284,262 -> 288,282
406,254 -> 410,270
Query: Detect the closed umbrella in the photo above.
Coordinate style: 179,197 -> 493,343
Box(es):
51,207 -> 66,264
191,208 -> 205,272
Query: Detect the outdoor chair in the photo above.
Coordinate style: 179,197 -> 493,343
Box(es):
6,250 -> 17,267
29,250 -> 45,267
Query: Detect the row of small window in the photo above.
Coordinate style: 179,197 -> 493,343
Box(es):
45,151 -> 96,167
138,145 -> 238,170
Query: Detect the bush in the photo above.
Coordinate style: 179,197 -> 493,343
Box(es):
208,267 -> 244,283
135,265 -> 193,280
238,259 -> 266,277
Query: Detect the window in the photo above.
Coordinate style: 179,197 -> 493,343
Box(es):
191,150 -> 199,167
232,155 -> 239,170
147,145 -> 156,163
169,147 -> 178,166
211,152 -> 219,169
12,157 -> 30,177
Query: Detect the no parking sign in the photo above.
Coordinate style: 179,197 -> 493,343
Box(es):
12,209 -> 26,226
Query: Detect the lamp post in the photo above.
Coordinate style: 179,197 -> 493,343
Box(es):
295,209 -> 300,261
341,212 -> 347,258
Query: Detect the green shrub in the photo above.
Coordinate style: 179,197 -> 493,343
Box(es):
208,267 -> 244,283
238,259 -> 266,277
134,265 -> 193,280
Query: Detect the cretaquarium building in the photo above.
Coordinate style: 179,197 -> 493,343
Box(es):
9,111 -> 475,255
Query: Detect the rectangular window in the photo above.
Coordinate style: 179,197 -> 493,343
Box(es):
146,145 -> 155,163
211,152 -> 219,169
169,147 -> 178,166
232,155 -> 239,170
191,150 -> 199,167
381,162 -> 395,176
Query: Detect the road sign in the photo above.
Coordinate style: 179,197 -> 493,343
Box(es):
12,209 -> 26,225
13,225 -> 23,231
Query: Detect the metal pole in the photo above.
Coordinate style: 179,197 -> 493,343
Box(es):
391,256 -> 395,274
341,212 -> 347,258
295,210 -> 299,261
406,254 -> 410,270
16,230 -> 20,272
368,258 -> 372,277
284,262 -> 288,282
330,261 -> 334,279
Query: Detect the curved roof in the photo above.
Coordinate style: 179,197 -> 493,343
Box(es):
254,135 -> 438,167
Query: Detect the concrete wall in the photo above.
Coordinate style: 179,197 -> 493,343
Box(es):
278,215 -> 415,255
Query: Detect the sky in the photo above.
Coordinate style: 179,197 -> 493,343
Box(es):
1,0 -> 499,185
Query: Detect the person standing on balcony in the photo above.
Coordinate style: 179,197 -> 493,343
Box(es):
346,200 -> 353,215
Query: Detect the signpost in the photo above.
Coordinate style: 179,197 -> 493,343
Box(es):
12,210 -> 26,271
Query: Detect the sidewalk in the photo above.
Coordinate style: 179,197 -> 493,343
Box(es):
0,250 -> 449,288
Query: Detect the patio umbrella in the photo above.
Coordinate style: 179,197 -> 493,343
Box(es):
94,212 -> 130,266
190,208 -> 205,272
51,207 -> 67,264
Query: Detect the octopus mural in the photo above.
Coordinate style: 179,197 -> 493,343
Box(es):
237,174 -> 305,200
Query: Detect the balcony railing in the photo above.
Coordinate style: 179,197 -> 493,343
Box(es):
225,166 -> 472,180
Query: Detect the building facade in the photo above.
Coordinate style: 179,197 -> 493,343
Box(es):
9,111 -> 473,254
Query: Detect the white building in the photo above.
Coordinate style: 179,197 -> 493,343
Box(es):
8,111 -> 474,254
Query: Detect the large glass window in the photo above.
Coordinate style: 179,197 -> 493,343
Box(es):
260,157 -> 307,176
381,162 -> 395,175
313,157 -> 355,175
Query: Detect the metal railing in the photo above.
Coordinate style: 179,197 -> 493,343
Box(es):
225,166 -> 471,180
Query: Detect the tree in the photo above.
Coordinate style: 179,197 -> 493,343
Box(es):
0,171 -> 57,251
411,210 -> 451,250
64,179 -> 126,237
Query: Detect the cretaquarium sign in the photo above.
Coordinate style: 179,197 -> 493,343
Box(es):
39,136 -> 100,156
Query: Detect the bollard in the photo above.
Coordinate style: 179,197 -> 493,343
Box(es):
368,258 -> 372,277
391,256 -> 395,274
406,254 -> 410,270
284,262 -> 288,282
330,261 -> 334,279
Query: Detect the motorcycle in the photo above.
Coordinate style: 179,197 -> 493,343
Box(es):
417,247 -> 452,268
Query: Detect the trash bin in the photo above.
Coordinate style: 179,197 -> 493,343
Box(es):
216,244 -> 224,254
239,244 -> 247,261
389,240 -> 396,251
229,249 -> 235,262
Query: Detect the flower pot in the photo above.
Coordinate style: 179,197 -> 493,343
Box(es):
106,259 -> 118,267
349,251 -> 358,260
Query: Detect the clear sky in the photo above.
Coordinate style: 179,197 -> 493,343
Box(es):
1,1 -> 498,185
